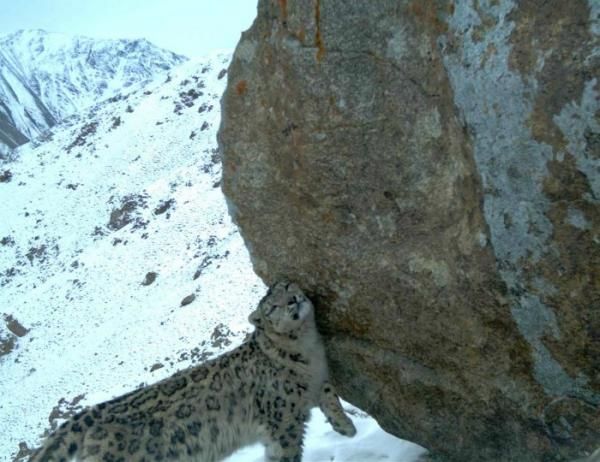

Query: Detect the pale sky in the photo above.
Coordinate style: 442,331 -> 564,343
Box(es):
0,0 -> 258,58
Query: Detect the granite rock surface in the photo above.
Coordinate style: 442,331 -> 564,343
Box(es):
219,1 -> 599,460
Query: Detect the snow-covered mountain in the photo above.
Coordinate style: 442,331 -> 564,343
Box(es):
0,49 -> 54,149
0,29 -> 186,150
0,48 -> 424,462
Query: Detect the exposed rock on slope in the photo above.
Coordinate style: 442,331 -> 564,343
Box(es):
219,1 -> 599,461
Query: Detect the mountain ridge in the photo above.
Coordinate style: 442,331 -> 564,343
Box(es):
0,29 -> 187,153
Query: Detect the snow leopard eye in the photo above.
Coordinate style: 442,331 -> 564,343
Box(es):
266,305 -> 277,317
292,313 -> 299,320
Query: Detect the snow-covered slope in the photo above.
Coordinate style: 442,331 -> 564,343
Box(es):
0,51 -> 424,462
0,29 -> 186,149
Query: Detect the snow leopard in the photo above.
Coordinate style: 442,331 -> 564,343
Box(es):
29,280 -> 356,462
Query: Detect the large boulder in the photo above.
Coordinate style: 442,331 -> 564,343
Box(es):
218,1 -> 599,460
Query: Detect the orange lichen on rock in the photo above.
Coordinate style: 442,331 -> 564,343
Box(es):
278,0 -> 287,22
408,0 -> 449,34
315,0 -> 325,62
235,80 -> 248,96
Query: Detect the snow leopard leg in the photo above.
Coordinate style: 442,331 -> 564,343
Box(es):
319,382 -> 357,437
264,421 -> 304,462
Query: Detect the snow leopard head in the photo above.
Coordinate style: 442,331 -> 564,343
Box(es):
249,281 -> 314,334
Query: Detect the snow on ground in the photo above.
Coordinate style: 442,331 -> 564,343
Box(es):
0,52 -> 425,462
226,404 -> 425,462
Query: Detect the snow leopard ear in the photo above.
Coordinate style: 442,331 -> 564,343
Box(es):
248,309 -> 263,328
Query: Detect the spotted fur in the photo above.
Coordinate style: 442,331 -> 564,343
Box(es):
29,281 -> 355,462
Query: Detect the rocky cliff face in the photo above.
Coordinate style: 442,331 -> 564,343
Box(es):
219,1 -> 599,461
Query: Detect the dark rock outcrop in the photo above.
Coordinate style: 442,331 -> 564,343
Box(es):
219,1 -> 599,460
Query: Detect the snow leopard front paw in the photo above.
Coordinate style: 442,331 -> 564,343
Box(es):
319,382 -> 357,437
